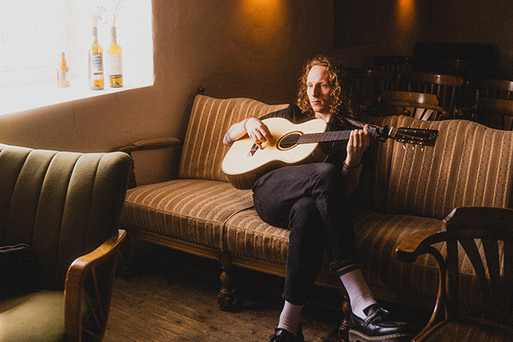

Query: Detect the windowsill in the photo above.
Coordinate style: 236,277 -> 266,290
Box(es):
0,77 -> 154,116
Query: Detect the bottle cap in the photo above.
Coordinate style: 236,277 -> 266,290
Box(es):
111,26 -> 117,38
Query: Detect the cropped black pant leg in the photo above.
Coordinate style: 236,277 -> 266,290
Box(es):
252,163 -> 360,305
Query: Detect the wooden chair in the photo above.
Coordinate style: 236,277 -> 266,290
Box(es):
396,207 -> 513,342
400,72 -> 465,119
462,79 -> 513,123
468,78 -> 513,106
376,91 -> 444,121
0,144 -> 131,342
476,98 -> 513,130
346,68 -> 397,112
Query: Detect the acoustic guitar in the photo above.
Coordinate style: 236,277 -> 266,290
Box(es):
222,117 -> 438,189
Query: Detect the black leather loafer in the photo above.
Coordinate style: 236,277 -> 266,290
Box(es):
349,306 -> 413,342
268,325 -> 304,342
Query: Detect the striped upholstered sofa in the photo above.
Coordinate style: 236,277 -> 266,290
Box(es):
118,93 -> 513,328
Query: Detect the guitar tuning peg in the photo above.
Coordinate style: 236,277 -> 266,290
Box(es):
402,143 -> 406,150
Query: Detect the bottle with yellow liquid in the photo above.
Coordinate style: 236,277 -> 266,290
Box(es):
88,26 -> 104,90
108,26 -> 123,88
57,52 -> 70,87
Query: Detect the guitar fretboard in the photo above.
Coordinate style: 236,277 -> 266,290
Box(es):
297,128 -> 377,144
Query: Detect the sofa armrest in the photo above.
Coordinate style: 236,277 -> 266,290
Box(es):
117,136 -> 182,153
64,229 -> 127,342
114,137 -> 183,187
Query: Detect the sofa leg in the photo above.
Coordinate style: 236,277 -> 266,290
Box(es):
322,292 -> 351,342
217,251 -> 236,311
338,293 -> 351,341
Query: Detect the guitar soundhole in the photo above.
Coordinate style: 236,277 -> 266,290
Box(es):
278,131 -> 301,150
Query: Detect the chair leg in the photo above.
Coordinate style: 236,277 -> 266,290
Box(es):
217,251 -> 236,311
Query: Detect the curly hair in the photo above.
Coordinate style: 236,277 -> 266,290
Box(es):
297,55 -> 355,121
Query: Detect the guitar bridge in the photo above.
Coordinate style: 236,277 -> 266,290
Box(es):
247,143 -> 259,157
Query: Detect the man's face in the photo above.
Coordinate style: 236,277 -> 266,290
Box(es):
306,65 -> 333,115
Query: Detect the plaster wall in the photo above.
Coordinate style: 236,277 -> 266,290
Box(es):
0,0 -> 333,184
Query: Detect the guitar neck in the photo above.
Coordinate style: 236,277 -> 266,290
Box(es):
298,127 -> 378,144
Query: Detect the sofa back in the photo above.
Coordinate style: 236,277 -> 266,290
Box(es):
361,115 -> 513,220
179,94 -> 513,221
178,94 -> 289,182
0,144 -> 130,289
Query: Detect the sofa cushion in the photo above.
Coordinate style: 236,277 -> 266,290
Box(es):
0,290 -> 91,342
352,209 -> 444,304
223,206 -> 445,303
224,208 -> 289,265
0,291 -> 66,342
178,95 -> 289,182
121,179 -> 254,250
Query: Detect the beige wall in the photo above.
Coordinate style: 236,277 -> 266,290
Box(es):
0,0 -> 333,183
3,1 -> 513,184
0,0 -> 335,151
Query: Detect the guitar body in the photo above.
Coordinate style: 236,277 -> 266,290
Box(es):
222,117 -> 328,189
222,116 -> 438,190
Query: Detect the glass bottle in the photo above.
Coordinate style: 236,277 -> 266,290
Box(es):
57,52 -> 70,87
107,26 -> 123,88
88,26 -> 104,90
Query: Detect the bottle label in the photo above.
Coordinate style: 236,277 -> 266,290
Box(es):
108,54 -> 123,76
91,53 -> 103,73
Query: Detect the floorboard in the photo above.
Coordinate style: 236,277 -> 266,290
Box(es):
103,246 -> 342,342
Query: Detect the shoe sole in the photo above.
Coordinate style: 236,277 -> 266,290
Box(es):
348,329 -> 412,342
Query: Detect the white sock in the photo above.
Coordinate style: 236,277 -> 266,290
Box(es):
277,300 -> 303,336
339,268 -> 377,319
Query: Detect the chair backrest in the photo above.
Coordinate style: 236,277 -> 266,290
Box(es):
477,98 -> 513,130
401,72 -> 465,118
346,68 -> 397,111
470,78 -> 513,102
178,94 -> 289,182
443,207 -> 513,324
377,91 -> 444,120
0,144 -> 131,289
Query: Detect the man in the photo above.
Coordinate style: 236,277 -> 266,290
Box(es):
223,55 -> 412,342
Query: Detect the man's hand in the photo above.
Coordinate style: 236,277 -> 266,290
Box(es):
345,124 -> 370,167
245,117 -> 272,149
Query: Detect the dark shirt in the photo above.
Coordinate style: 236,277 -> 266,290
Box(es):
260,105 -> 360,171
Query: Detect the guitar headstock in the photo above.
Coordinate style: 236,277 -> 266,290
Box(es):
387,127 -> 438,147
344,118 -> 438,147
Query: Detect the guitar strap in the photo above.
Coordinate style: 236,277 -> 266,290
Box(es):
343,117 -> 380,130
343,117 -> 388,142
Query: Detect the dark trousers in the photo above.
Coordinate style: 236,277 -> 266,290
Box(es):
252,163 -> 360,305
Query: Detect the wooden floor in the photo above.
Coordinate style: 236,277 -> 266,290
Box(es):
103,245 -> 430,342
103,246 -> 342,342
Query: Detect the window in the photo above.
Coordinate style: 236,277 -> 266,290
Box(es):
0,0 -> 153,114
